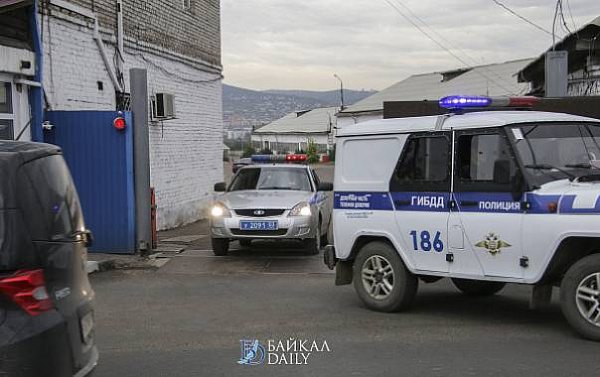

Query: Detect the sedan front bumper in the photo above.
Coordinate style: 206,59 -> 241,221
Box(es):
211,215 -> 316,240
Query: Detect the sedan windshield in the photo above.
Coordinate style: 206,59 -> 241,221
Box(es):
510,123 -> 600,185
229,167 -> 312,191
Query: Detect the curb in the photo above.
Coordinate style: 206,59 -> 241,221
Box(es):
86,261 -> 100,274
86,257 -> 162,274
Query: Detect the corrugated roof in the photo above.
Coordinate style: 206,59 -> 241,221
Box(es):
518,16 -> 600,89
254,107 -> 338,134
341,58 -> 534,114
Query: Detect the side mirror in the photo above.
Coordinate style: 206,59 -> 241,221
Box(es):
214,182 -> 227,192
317,182 -> 333,191
84,229 -> 94,248
493,160 -> 511,185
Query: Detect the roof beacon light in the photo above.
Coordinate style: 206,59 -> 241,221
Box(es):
439,96 -> 492,108
439,95 -> 540,110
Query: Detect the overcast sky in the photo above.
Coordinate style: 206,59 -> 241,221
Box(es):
221,0 -> 598,91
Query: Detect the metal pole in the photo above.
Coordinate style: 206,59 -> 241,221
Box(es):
334,74 -> 345,111
130,69 -> 151,254
28,3 -> 44,142
116,0 -> 124,86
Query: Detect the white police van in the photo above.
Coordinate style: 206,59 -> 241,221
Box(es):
324,95 -> 600,340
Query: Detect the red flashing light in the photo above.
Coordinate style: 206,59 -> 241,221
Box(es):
285,154 -> 306,162
0,270 -> 54,316
508,97 -> 540,108
113,117 -> 126,131
286,154 -> 307,162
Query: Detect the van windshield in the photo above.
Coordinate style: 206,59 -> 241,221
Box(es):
510,123 -> 600,186
17,155 -> 85,241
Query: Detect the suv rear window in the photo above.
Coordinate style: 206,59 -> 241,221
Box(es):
17,155 -> 84,241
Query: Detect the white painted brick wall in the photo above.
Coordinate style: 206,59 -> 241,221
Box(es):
42,16 -> 223,230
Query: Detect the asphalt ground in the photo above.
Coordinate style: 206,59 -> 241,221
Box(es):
88,163 -> 600,376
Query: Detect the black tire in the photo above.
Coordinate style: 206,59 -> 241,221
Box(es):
239,239 -> 252,248
304,222 -> 321,255
560,254 -> 600,341
353,241 -> 418,312
320,228 -> 329,246
452,278 -> 505,296
211,238 -> 229,256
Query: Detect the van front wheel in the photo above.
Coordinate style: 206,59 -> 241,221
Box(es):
353,241 -> 418,312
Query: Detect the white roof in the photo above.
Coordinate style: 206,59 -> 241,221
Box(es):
341,58 -> 534,114
254,107 -> 338,134
337,111 -> 600,137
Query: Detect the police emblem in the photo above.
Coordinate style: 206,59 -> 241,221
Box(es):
475,233 -> 511,255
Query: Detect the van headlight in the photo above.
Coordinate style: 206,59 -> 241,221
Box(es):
211,202 -> 231,218
289,202 -> 312,217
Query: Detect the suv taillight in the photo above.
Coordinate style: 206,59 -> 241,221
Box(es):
0,269 -> 54,315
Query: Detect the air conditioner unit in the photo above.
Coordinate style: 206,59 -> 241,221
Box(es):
152,93 -> 175,119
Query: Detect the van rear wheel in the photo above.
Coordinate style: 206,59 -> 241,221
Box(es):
353,241 -> 418,312
560,254 -> 600,341
451,278 -> 505,296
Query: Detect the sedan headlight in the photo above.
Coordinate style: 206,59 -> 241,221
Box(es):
289,202 -> 312,217
211,202 -> 231,218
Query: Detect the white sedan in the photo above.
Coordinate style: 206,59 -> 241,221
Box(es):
210,164 -> 333,255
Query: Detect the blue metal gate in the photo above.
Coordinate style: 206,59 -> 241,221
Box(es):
44,111 -> 136,254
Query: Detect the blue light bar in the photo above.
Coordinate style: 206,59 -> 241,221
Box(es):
251,154 -> 272,162
439,96 -> 492,109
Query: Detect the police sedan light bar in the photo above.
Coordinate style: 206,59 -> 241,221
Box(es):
439,96 -> 539,109
250,154 -> 308,163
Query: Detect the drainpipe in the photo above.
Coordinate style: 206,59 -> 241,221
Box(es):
28,2 -> 44,142
93,18 -> 123,93
116,0 -> 124,88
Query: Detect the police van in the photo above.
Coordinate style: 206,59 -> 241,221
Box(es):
324,96 -> 600,340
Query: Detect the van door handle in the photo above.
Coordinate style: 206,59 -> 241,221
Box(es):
459,201 -> 478,207
394,200 -> 411,206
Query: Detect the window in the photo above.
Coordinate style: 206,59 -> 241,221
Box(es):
456,132 -> 518,192
17,155 -> 85,241
390,135 -> 450,192
0,120 -> 14,140
182,0 -> 191,10
310,169 -> 320,191
0,82 -> 12,114
512,123 -> 600,185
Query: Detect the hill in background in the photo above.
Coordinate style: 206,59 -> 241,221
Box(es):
223,84 -> 376,129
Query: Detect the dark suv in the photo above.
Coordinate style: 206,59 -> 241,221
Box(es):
0,141 -> 97,376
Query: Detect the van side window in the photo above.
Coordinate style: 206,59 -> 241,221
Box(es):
456,132 -> 518,192
390,135 -> 450,192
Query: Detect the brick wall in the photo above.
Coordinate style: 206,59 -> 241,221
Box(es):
58,0 -> 221,66
123,52 -> 223,230
41,4 -> 223,230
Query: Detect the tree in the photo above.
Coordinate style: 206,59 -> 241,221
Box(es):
306,137 -> 319,164
242,143 -> 255,158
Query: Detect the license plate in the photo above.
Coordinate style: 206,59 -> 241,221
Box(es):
240,221 -> 278,230
80,312 -> 94,343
